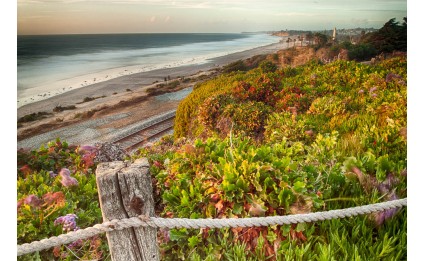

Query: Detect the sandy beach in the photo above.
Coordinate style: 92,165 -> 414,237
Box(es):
17,41 -> 285,149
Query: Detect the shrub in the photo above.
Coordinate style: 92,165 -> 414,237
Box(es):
53,105 -> 76,113
221,60 -> 248,73
17,139 -> 108,260
18,111 -> 52,123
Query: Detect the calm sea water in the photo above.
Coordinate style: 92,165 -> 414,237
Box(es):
17,33 -> 280,106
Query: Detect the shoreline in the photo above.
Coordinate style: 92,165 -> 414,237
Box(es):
17,39 -> 283,109
17,41 -> 286,148
17,41 -> 284,118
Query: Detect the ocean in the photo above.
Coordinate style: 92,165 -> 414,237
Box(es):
17,33 -> 280,108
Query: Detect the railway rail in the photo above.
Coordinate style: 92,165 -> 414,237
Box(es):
112,110 -> 176,152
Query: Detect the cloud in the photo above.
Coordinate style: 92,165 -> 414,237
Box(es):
150,16 -> 156,22
274,12 -> 317,17
164,16 -> 170,23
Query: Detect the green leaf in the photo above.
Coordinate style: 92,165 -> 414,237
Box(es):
295,223 -> 306,232
188,235 -> 200,248
293,181 -> 306,193
169,228 -> 188,242
232,203 -> 243,215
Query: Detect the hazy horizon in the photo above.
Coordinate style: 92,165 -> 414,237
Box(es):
17,0 -> 406,36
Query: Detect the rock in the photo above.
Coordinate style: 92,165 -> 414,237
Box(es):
94,142 -> 128,162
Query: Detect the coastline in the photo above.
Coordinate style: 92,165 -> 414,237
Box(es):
18,41 -> 284,118
17,41 -> 285,149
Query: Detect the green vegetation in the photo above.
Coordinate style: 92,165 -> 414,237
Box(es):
53,105 -> 77,113
146,80 -> 182,95
77,95 -> 107,104
220,55 -> 268,74
17,140 -> 108,260
144,55 -> 407,259
17,53 -> 406,259
18,111 -> 52,124
360,18 -> 407,53
307,18 -> 407,61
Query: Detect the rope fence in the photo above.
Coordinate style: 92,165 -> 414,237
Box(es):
17,197 -> 407,256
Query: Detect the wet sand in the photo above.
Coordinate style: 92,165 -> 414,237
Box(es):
17,42 -> 283,118
17,42 -> 285,148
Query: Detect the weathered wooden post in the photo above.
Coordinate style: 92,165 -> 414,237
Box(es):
96,158 -> 159,260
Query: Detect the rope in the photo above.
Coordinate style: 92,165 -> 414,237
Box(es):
17,197 -> 407,256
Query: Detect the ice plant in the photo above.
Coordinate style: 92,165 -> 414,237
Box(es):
54,214 -> 79,232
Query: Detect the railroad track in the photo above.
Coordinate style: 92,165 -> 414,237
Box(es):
112,110 -> 176,152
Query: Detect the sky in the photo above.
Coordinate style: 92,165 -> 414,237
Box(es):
17,0 -> 407,35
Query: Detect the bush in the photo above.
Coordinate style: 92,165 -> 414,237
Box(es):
17,139 -> 108,260
18,111 -> 52,123
348,43 -> 377,61
221,60 -> 248,73
53,105 -> 76,113
259,60 -> 278,73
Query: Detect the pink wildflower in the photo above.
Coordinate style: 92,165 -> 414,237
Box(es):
24,194 -> 42,208
385,73 -> 401,83
60,175 -> 79,187
358,89 -> 364,94
59,168 -> 71,177
369,86 -> 377,93
78,145 -> 97,154
17,199 -> 24,210
160,228 -> 170,243
59,168 -> 78,187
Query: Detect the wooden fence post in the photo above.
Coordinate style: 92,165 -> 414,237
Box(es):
96,158 -> 159,261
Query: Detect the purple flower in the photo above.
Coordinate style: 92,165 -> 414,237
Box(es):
385,73 -> 401,83
373,194 -> 400,226
369,86 -> 378,93
54,214 -> 79,232
68,239 -> 83,249
58,168 -> 78,187
60,175 -> 79,187
49,171 -> 57,178
358,89 -> 364,94
24,195 -> 42,208
160,228 -> 170,243
377,173 -> 399,194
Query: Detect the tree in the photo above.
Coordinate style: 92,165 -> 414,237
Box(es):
298,35 -> 304,47
313,33 -> 329,48
360,17 -> 407,52
305,31 -> 313,45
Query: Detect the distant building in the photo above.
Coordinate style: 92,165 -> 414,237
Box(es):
332,27 -> 337,41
